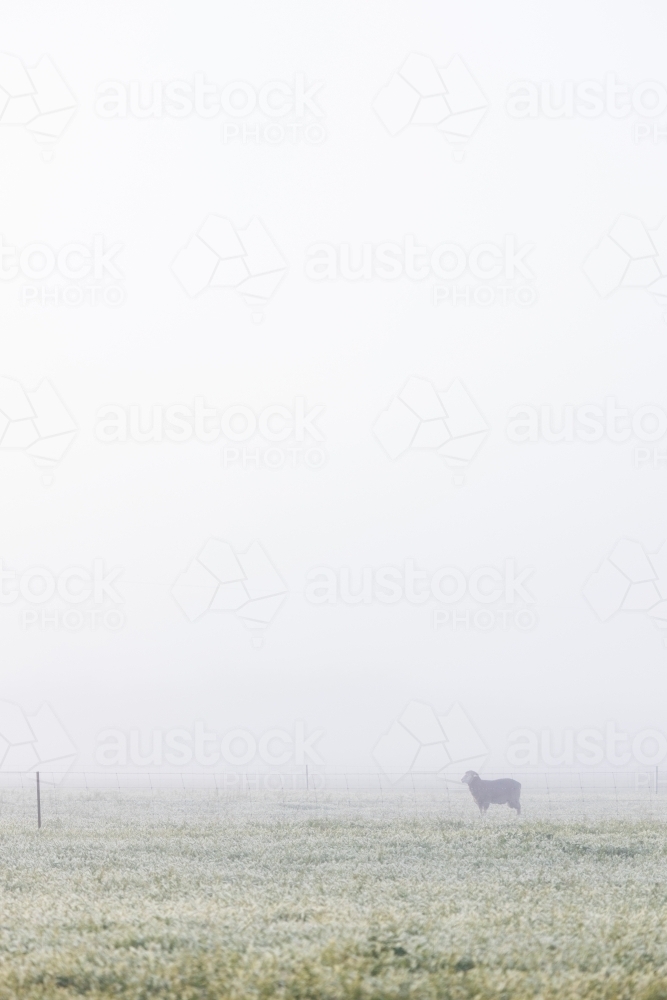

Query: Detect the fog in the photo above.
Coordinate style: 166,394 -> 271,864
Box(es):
1,0 -> 666,782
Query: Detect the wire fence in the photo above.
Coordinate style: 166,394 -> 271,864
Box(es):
1,768 -> 667,827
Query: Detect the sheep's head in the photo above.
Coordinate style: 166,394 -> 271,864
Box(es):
461,770 -> 479,785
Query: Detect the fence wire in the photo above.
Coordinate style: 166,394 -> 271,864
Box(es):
1,769 -> 666,828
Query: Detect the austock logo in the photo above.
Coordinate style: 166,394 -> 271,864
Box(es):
584,539 -> 667,644
0,377 -> 76,484
95,397 -> 327,472
374,376 -> 488,484
96,720 -> 324,768
506,75 -> 667,144
172,540 -> 287,646
0,54 -> 76,158
507,723 -> 667,768
306,559 -> 537,633
0,701 -> 76,774
95,74 -> 325,146
305,236 -> 533,282
0,234 -> 124,307
373,701 -> 488,780
583,215 -> 667,315
0,559 -> 124,632
507,398 -> 667,470
373,52 -> 488,158
305,234 -> 536,308
171,215 -> 287,320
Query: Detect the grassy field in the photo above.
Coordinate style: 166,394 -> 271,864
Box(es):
1,812 -> 667,999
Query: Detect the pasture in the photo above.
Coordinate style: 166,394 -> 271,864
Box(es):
1,788 -> 667,999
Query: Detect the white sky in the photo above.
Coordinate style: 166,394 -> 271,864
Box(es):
1,0 -> 666,776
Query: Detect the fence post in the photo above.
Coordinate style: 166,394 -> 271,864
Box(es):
36,771 -> 41,829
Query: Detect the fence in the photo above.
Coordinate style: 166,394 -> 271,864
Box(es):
2,768 -> 667,828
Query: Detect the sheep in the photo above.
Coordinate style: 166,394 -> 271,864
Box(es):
461,770 -> 521,816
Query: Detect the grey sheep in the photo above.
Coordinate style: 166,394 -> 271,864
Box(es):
461,770 -> 521,815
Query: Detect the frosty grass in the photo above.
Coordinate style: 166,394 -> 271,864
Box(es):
1,791 -> 667,999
